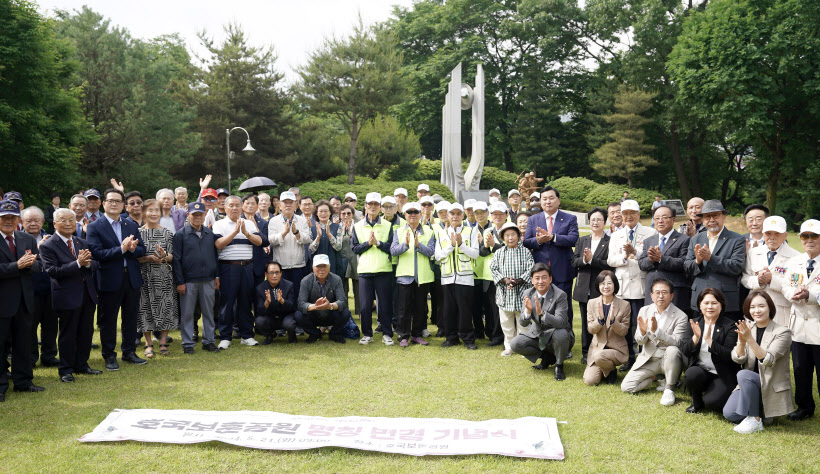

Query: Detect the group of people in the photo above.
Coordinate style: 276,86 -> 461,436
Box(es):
1,180 -> 818,436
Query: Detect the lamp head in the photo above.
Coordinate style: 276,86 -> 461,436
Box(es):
242,141 -> 255,154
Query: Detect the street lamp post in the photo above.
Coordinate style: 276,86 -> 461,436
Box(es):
225,127 -> 256,194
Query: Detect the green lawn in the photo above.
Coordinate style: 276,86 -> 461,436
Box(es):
4,298 -> 819,473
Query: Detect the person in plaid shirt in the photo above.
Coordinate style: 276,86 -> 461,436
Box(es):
490,222 -> 534,356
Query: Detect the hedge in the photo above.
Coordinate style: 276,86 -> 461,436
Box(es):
381,159 -> 518,194
548,176 -> 599,202
296,176 -> 455,210
582,183 -> 662,213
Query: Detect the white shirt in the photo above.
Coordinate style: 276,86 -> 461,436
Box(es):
697,321 -> 717,374
707,227 -> 724,251
268,213 -> 312,269
56,232 -> 85,268
586,234 -> 603,264
213,217 -> 259,261
748,235 -> 765,248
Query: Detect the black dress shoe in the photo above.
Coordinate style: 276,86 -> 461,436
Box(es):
554,365 -> 566,381
305,334 -> 320,344
487,339 -> 503,347
0,393 -> 4,402
465,343 -> 478,350
261,335 -> 274,346
435,330 -> 444,338
580,356 -> 588,365
122,353 -> 147,365
183,347 -> 194,355
685,404 -> 700,414
105,357 -> 119,371
193,333 -> 199,342
531,362 -> 549,370
60,374 -> 75,383
330,335 -> 346,344
441,340 -> 460,348
788,408 -> 814,421
203,343 -> 219,353
603,370 -> 618,385
619,360 -> 634,372
375,324 -> 383,333
14,385 -> 46,392
78,367 -> 103,375
288,334 -> 297,343
41,358 -> 61,367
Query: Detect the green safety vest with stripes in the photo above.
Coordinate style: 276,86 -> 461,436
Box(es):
472,224 -> 495,281
395,224 -> 435,284
437,225 -> 475,278
353,217 -> 393,274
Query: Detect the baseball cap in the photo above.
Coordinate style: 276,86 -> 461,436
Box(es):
216,188 -> 229,196
417,184 -> 430,192
508,189 -> 521,197
188,202 -> 207,214
83,189 -> 101,199
799,219 -> 820,236
403,202 -> 421,213
0,200 -> 21,217
464,199 -> 476,209
381,196 -> 396,206
621,200 -> 640,212
280,191 -> 296,201
762,216 -> 787,234
313,254 -> 330,266
449,202 -> 464,213
344,192 -> 357,201
201,188 -> 218,199
435,201 -> 451,213
365,192 -> 382,204
419,196 -> 435,206
394,188 -> 408,197
489,188 -> 501,196
530,192 -> 541,200
473,201 -> 488,212
490,202 -> 508,214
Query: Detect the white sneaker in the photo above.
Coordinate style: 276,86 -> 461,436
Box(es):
359,336 -> 373,345
500,349 -> 513,357
382,335 -> 394,346
422,329 -> 432,337
734,416 -> 764,434
660,389 -> 676,406
217,340 -> 231,350
240,338 -> 259,346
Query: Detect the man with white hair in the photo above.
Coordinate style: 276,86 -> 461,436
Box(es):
296,254 -> 349,343
21,207 -> 59,367
741,215 -> 800,326
174,186 -> 188,211
268,191 -> 313,306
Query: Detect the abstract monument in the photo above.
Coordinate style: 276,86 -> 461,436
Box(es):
440,63 -> 484,201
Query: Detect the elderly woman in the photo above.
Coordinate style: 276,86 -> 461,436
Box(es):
584,270 -> 631,385
155,188 -> 178,234
723,290 -> 793,433
256,193 -> 273,221
338,204 -> 360,315
310,200 -> 343,277
572,207 -> 613,364
682,288 -> 741,414
515,211 -> 531,240
490,222 -> 534,356
137,199 -> 178,357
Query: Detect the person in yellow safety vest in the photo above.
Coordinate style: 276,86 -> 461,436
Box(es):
433,201 -> 450,229
390,201 -> 437,347
473,201 -> 504,346
464,199 -> 477,228
380,196 -> 405,332
351,192 -> 395,346
434,202 -> 480,349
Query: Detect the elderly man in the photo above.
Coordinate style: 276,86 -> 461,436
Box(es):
741,215 -> 799,326
781,219 -> 820,421
639,204 -> 690,315
21,207 -> 59,368
416,183 -> 430,200
123,191 -> 144,227
0,200 -> 44,399
621,278 -> 688,406
214,195 -> 263,349
381,195 -> 405,332
463,199 -> 477,227
174,186 -> 188,211
394,188 -> 408,218
679,197 -> 706,237
742,204 -> 769,249
173,202 -> 220,354
269,191 -> 313,310
296,254 -> 349,343
69,194 -> 89,239
84,189 -> 103,223
604,202 -> 623,236
39,208 -> 102,382
507,189 -> 523,222
215,188 -> 229,220
255,261 -> 299,344
684,199 -> 746,319
511,263 -> 573,381
342,192 -> 364,222
476,201 -> 503,345
528,192 -> 540,212
352,193 -> 395,345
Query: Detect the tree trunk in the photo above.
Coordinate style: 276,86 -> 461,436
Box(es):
663,125 -> 692,203
766,148 -> 782,213
686,130 -> 704,197
347,121 -> 359,185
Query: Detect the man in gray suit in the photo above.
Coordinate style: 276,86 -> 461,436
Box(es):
684,200 -> 746,319
296,254 -> 349,344
511,263 -> 574,381
638,205 -> 691,315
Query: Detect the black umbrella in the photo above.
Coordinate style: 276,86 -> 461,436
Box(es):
237,176 -> 277,193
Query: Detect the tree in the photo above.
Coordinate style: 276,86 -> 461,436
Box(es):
296,18 -> 405,185
592,87 -> 657,188
0,0 -> 90,203
669,0 -> 820,212
357,114 -> 421,179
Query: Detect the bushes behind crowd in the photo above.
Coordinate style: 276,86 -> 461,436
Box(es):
379,159 -> 519,193
298,176 -> 456,208
549,176 -> 664,212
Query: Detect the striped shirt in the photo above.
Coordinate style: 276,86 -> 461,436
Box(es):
213,217 -> 259,261
490,245 -> 534,312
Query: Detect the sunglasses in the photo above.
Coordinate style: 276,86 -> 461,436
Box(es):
421,203 -> 433,207
340,212 -> 353,216
202,197 -> 216,202
344,199 -> 356,202
799,233 -> 819,241
405,210 -> 420,215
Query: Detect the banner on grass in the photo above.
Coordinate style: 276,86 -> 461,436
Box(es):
79,409 -> 564,460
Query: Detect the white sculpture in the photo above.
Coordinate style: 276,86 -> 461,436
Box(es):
441,63 -> 484,201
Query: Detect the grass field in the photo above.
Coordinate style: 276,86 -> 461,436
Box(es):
3,294 -> 819,473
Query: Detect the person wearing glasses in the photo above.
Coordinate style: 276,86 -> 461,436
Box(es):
684,200 -> 746,321
123,191 -> 145,227
639,205 -> 691,317
86,188 -> 147,371
199,188 -> 219,228
255,261 -> 299,344
781,219 -> 820,421
343,192 -> 363,222
338,204 -> 360,316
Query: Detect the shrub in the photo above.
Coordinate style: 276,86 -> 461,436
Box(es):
478,166 -> 518,193
548,177 -> 599,202
583,183 -> 662,213
561,199 -> 598,213
381,159 -> 518,193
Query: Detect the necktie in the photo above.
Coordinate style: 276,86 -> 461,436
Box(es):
629,229 -> 635,244
659,236 -> 666,252
547,216 -> 553,234
808,259 -> 815,278
5,235 -> 15,256
67,238 -> 76,258
90,213 -> 97,222
767,251 -> 776,265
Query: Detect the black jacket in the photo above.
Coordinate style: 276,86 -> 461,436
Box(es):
172,224 -> 219,284
571,233 -> 612,303
682,314 -> 741,388
255,278 -> 296,317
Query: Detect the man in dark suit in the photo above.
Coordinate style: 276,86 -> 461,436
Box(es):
0,200 -> 45,400
69,194 -> 89,239
242,194 -> 271,286
638,205 -> 691,315
296,254 -> 349,343
255,261 -> 299,344
684,200 -> 746,319
39,208 -> 103,382
86,189 -> 147,371
523,186 -> 580,328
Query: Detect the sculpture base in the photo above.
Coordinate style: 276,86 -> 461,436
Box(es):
458,190 -> 491,205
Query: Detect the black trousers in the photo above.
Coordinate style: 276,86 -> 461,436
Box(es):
0,308 -> 34,393
471,284 -> 486,338
32,292 -> 58,364
254,312 -> 299,337
442,283 -> 475,344
625,298 -> 644,361
792,341 -> 820,412
430,279 -> 443,327
98,272 -> 140,360
56,292 -> 96,376
578,300 -> 591,358
476,281 -> 501,342
397,282 -> 430,339
685,365 -> 733,411
296,309 -> 350,338
359,273 -> 394,338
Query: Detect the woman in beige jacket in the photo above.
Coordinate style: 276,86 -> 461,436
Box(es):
723,290 -> 793,434
584,270 -> 631,385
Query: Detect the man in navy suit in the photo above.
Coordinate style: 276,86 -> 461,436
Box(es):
0,200 -> 45,401
86,188 -> 147,371
524,186 -> 580,328
39,208 -> 103,382
638,205 -> 691,315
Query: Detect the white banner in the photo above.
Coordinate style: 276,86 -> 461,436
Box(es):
79,409 -> 564,460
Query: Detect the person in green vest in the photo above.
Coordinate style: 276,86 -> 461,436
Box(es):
390,202 -> 437,347
351,193 -> 395,346
434,202 -> 480,349
379,196 -> 405,332
474,201 -> 503,346
420,196 -> 442,334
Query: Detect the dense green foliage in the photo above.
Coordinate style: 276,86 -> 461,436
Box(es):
297,176 -> 455,207
548,177 -> 662,213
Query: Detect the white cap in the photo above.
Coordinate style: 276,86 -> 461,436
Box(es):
435,201 -> 451,213
313,254 -> 330,266
344,192 -> 357,201
449,202 -> 464,213
762,216 -> 787,234
490,202 -> 508,214
419,196 -> 435,206
530,192 -> 541,199
417,183 -> 429,192
473,201 -> 488,212
799,219 -> 820,235
508,189 -> 521,197
381,196 -> 396,206
403,202 -> 421,213
394,187 -> 408,197
464,199 -> 476,209
489,196 -> 499,204
365,192 -> 382,203
280,191 -> 296,202
489,188 -> 501,196
621,199 -> 640,212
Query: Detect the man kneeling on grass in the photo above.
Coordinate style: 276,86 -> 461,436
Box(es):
296,254 -> 349,343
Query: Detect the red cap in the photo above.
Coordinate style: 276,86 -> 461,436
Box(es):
201,188 -> 218,199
